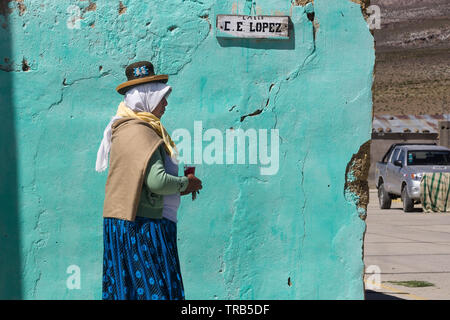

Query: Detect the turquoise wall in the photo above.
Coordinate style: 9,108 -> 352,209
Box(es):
0,0 -> 374,299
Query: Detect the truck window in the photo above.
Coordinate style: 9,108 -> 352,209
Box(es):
382,147 -> 394,163
407,151 -> 450,166
398,150 -> 405,165
390,149 -> 400,163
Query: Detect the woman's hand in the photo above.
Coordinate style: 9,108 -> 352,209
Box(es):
181,174 -> 202,195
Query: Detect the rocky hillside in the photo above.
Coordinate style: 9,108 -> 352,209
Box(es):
372,0 -> 450,115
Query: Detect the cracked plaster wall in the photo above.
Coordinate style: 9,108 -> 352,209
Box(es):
0,0 -> 374,299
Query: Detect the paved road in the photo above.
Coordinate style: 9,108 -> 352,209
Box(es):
364,190 -> 450,300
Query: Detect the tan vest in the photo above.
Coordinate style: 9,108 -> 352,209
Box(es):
102,117 -> 163,221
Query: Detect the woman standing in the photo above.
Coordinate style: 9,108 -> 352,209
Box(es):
96,61 -> 202,300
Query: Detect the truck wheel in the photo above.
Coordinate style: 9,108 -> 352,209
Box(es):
402,186 -> 414,212
378,183 -> 391,209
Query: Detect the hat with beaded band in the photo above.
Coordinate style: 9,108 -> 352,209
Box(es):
116,61 -> 168,95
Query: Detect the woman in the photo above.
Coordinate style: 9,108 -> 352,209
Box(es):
96,61 -> 202,300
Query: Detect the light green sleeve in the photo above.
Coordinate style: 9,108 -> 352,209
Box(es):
145,146 -> 189,195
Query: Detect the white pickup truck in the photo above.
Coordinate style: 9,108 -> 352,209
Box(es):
375,143 -> 450,212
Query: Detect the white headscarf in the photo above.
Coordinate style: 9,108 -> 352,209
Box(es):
95,82 -> 172,172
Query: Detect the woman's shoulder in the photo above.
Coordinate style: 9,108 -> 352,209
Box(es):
111,118 -> 163,155
113,118 -> 159,136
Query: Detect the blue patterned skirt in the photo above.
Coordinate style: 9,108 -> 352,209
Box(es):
102,216 -> 185,300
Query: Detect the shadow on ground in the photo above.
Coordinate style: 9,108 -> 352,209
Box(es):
365,290 -> 406,300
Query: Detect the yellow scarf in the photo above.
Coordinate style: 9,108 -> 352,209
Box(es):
116,102 -> 177,157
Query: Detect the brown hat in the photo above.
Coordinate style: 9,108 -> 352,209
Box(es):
116,61 -> 168,95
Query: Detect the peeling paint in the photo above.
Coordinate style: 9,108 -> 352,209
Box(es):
344,140 -> 371,219
296,0 -> 371,18
0,0 -> 26,17
240,109 -> 262,122
119,1 -> 127,15
21,57 -> 29,71
16,0 -> 25,16
85,1 -> 97,12
294,0 -> 314,6
350,0 -> 371,18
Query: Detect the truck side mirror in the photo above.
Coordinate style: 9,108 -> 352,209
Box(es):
393,160 -> 403,167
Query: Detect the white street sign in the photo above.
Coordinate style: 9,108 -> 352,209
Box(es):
216,15 -> 289,39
